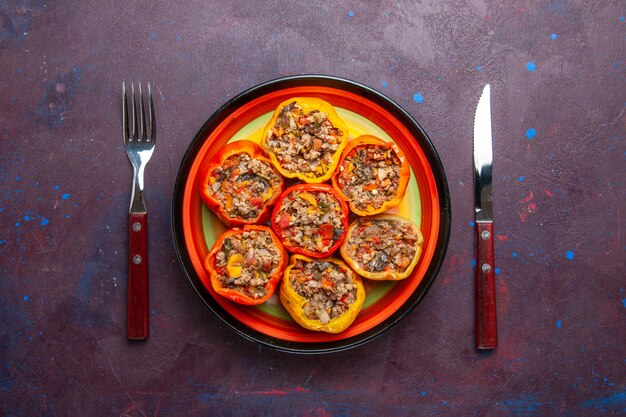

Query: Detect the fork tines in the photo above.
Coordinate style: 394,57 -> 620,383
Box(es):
122,82 -> 155,142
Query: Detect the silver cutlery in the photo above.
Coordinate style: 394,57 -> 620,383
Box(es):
473,84 -> 497,349
122,82 -> 155,340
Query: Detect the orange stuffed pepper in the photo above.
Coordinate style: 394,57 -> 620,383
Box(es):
340,214 -> 423,281
200,140 -> 284,227
205,225 -> 287,305
332,135 -> 410,216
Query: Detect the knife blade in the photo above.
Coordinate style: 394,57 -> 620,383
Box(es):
473,84 -> 497,349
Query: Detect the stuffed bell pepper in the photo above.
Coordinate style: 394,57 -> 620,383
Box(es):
280,254 -> 365,333
200,140 -> 284,227
340,214 -> 423,281
271,184 -> 349,258
332,135 -> 410,216
205,225 -> 287,305
261,97 -> 348,183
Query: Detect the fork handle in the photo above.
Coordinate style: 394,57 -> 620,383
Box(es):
128,212 -> 149,340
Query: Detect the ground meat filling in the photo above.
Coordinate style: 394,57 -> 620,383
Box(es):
265,101 -> 344,177
206,153 -> 282,220
289,258 -> 357,324
345,218 -> 420,274
336,144 -> 403,211
214,230 -> 281,299
274,190 -> 345,254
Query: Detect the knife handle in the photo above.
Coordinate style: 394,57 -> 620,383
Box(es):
475,220 -> 497,349
128,212 -> 149,340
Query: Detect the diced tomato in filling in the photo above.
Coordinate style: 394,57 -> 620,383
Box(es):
277,212 -> 291,229
319,223 -> 334,239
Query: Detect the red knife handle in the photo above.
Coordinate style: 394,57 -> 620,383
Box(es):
475,220 -> 497,349
128,212 -> 149,340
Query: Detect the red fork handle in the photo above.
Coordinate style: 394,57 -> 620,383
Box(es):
475,221 -> 497,349
128,212 -> 149,340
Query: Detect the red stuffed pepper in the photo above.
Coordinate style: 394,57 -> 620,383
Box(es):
204,225 -> 287,305
271,183 -> 349,259
200,140 -> 284,227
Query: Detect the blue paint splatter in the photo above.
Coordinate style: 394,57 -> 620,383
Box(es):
382,81 -> 388,88
24,215 -> 31,221
422,391 -> 427,397
579,390 -> 625,412
495,267 -> 501,275
348,10 -> 355,17
519,176 -> 525,182
512,252 -> 518,257
413,93 -> 424,103
565,250 -> 575,260
620,16 -> 625,21
525,128 -> 537,140
556,320 -> 562,328
476,65 -> 482,71
15,222 -> 20,227
471,258 -> 476,267
551,33 -> 558,40
526,61 -> 536,72
61,193 -> 71,200
54,185 -> 60,190
469,221 -> 475,227
23,295 -> 29,301
501,395 -> 542,416
621,298 -> 626,308
149,32 -> 158,41
40,219 -> 49,226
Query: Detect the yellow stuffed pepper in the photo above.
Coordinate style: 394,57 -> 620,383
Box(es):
340,214 -> 424,281
261,97 -> 348,183
280,254 -> 365,333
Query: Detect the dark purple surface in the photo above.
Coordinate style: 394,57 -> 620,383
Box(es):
1,1 -> 624,416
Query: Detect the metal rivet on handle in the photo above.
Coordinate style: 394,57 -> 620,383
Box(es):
481,263 -> 491,273
132,222 -> 142,232
133,255 -> 142,265
481,230 -> 490,240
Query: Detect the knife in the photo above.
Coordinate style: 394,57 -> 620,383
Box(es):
473,84 -> 497,350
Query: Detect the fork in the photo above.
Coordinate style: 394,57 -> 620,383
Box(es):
122,82 -> 155,340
